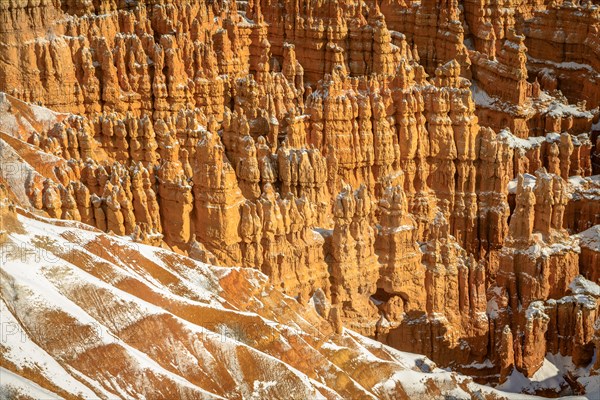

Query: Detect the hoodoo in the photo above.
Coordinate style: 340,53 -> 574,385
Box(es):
0,0 -> 599,398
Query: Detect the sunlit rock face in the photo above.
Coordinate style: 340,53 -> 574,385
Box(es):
0,0 -> 599,397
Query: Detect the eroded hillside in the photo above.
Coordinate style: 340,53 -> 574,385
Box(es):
1,185 -> 555,399
0,0 -> 599,397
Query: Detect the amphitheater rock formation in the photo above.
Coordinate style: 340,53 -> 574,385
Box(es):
0,0 -> 599,397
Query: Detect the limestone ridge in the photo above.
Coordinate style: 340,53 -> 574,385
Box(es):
0,0 -> 599,395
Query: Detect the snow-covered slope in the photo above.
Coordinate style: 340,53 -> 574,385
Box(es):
0,207 -> 568,400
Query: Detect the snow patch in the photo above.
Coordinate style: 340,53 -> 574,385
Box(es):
576,225 -> 600,252
508,173 -> 536,194
496,358 -> 566,395
569,275 -> 600,297
0,368 -> 64,400
470,83 -> 497,108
